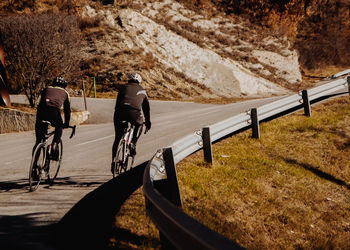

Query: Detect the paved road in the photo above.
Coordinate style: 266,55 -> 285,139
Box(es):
1,80 -> 347,249
1,95 -> 285,248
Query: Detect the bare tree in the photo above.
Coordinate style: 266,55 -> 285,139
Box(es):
0,13 -> 82,107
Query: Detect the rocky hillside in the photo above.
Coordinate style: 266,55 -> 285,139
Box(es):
195,0 -> 350,77
0,0 -> 349,102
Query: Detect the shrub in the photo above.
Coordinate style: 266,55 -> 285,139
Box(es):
0,13 -> 82,107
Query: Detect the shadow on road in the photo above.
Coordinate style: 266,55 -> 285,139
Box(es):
0,162 -> 149,249
0,179 -> 28,192
0,213 -> 55,250
0,175 -> 107,192
53,161 -> 149,249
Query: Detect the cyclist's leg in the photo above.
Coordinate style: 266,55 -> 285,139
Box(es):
51,130 -> 62,161
129,110 -> 143,146
33,119 -> 47,155
51,107 -> 63,144
112,125 -> 124,161
51,108 -> 63,160
131,122 -> 144,145
47,140 -> 62,183
53,127 -> 63,144
129,123 -> 143,156
112,114 -> 127,159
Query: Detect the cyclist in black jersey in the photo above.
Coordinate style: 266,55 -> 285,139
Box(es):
33,76 -> 71,158
112,73 -> 151,170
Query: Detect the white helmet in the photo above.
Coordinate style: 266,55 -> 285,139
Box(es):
52,76 -> 67,88
128,73 -> 142,83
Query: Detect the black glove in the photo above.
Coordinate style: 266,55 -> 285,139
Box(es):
145,121 -> 151,133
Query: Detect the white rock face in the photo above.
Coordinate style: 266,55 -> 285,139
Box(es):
81,1 -> 302,98
82,5 -> 97,18
82,6 -> 115,27
253,49 -> 302,84
119,9 -> 288,97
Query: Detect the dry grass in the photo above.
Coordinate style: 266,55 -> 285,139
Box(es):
108,96 -> 349,249
176,96 -> 350,249
109,189 -> 161,249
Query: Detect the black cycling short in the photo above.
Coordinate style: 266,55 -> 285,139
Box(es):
36,106 -> 63,127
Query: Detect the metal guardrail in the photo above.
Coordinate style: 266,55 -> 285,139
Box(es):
143,151 -> 241,249
328,69 -> 350,79
143,75 -> 350,249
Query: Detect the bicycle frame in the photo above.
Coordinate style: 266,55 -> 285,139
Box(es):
124,124 -> 134,146
40,122 -> 76,164
112,122 -> 144,177
122,121 -> 144,158
120,122 -> 134,164
40,129 -> 55,167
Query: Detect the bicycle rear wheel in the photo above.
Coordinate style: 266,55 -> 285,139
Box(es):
47,141 -> 63,184
29,143 -> 46,192
112,139 -> 128,178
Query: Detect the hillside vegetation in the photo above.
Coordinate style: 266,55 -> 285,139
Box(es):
0,0 -> 349,102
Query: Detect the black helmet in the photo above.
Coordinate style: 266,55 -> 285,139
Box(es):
52,76 -> 67,88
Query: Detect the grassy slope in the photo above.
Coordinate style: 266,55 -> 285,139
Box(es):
177,96 -> 350,249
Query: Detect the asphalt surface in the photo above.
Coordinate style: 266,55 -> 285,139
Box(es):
1,84 -> 347,249
1,95 -> 286,249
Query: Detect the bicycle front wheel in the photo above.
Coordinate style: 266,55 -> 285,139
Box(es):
47,141 -> 63,184
112,139 -> 127,178
29,143 -> 46,192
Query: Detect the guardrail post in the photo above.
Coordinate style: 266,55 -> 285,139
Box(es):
82,80 -> 88,111
155,147 -> 182,250
93,77 -> 97,98
251,108 -> 260,139
162,147 -> 183,207
302,90 -> 311,116
347,76 -> 350,95
202,127 -> 213,164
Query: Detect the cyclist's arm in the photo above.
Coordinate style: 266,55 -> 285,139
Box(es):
142,96 -> 151,130
114,85 -> 126,110
63,94 -> 71,127
37,88 -> 47,108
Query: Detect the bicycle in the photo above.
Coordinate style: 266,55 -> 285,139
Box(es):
29,121 -> 76,192
111,121 -> 144,178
